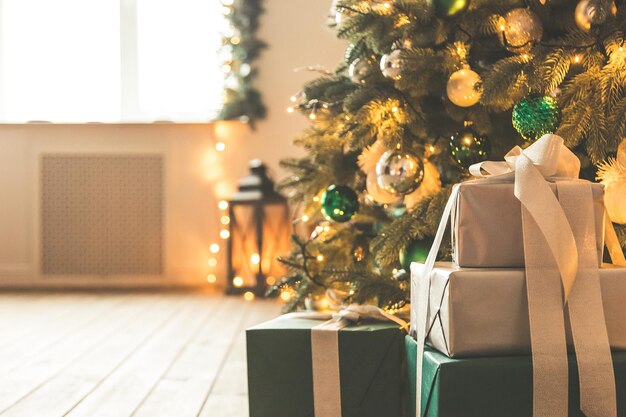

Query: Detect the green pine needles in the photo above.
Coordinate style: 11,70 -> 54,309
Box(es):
275,0 -> 626,312
218,0 -> 266,126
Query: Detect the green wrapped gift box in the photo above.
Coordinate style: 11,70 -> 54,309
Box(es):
405,335 -> 626,417
246,315 -> 406,417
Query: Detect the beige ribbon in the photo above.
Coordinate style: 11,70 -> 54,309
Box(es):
287,304 -> 408,417
412,134 -> 622,417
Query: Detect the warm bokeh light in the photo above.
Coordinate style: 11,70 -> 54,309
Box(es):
220,215 -> 230,225
220,229 -> 230,239
233,276 -> 244,287
243,291 -> 255,301
206,274 -> 217,283
215,141 -> 226,152
209,243 -> 220,253
250,253 -> 260,265
207,257 -> 218,267
280,290 -> 293,301
218,200 -> 229,210
266,276 -> 276,285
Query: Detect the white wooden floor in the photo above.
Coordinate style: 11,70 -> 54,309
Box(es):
0,292 -> 281,417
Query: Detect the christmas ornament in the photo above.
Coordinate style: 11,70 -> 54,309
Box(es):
399,237 -> 433,270
321,185 -> 359,223
450,124 -> 490,169
352,235 -> 370,263
597,139 -> 626,224
380,49 -> 403,80
498,8 -> 543,52
512,96 -> 561,142
575,0 -> 616,31
404,160 -> 442,210
446,68 -> 482,107
433,0 -> 470,18
304,293 -> 332,311
375,149 -> 425,195
348,58 -> 373,84
366,171 -> 399,204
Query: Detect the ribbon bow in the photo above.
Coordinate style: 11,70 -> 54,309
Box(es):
469,133 -> 581,181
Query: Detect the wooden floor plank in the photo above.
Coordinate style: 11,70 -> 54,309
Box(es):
0,292 -> 283,417
130,297 -> 247,417
64,294 -> 221,417
198,300 -> 280,417
0,294 -> 182,417
0,295 -> 136,412
0,294 -> 125,375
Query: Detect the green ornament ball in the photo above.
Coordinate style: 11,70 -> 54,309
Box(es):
433,0 -> 470,18
512,96 -> 561,142
399,238 -> 434,270
321,185 -> 359,223
450,125 -> 490,169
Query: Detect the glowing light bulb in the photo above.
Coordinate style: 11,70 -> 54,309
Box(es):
250,253 -> 261,265
210,244 -> 220,254
309,112 -> 316,120
218,200 -> 229,210
280,290 -> 292,301
290,95 -> 297,102
243,291 -> 255,301
391,106 -> 398,113
207,274 -> 217,283
220,229 -> 231,239
316,255 -> 324,262
215,142 -> 226,152
220,216 -> 230,225
233,276 -> 244,287
208,258 -> 218,267
287,107 -> 294,113
573,54 -> 581,63
301,214 -> 309,222
266,276 -> 276,285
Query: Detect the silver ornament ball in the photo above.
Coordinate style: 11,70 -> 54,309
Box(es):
348,58 -> 372,84
375,149 -> 425,196
575,0 -> 615,31
380,49 -> 403,80
499,8 -> 543,52
446,68 -> 482,107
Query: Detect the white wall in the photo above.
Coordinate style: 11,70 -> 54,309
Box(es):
0,0 -> 346,288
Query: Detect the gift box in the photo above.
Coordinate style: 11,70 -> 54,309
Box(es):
411,262 -> 626,357
453,181 -> 605,267
246,315 -> 406,417
405,336 -> 626,417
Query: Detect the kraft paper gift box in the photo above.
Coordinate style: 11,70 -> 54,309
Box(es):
246,315 -> 406,417
411,262 -> 626,357
404,336 -> 626,417
453,181 -> 605,267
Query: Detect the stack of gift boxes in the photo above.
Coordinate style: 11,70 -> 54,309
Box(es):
246,135 -> 626,417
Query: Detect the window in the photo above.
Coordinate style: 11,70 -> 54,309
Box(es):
0,0 -> 226,123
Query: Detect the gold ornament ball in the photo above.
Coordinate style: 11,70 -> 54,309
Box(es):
447,68 -> 482,107
499,8 -> 543,52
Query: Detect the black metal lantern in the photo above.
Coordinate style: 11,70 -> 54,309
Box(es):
226,159 -> 291,296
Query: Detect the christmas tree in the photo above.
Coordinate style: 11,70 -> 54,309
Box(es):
274,0 -> 626,312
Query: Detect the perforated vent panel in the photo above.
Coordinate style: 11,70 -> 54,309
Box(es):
41,155 -> 163,275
